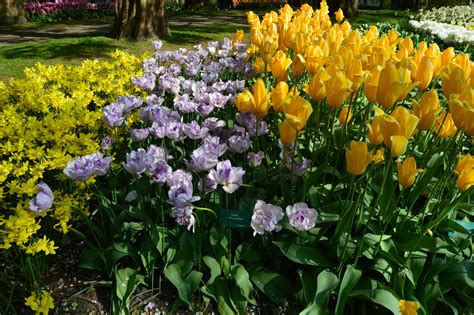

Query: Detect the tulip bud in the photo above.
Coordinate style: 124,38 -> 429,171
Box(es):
346,141 -> 371,176
338,106 -> 352,125
397,156 -> 422,187
271,81 -> 289,112
416,56 -> 434,90
279,119 -> 298,145
335,8 -> 344,23
235,90 -> 254,112
390,135 -> 408,157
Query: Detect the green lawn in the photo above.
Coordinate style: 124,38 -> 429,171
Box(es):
0,9 -> 408,81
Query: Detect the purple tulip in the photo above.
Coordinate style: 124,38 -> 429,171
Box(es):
29,182 -> 54,213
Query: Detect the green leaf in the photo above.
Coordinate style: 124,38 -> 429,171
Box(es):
426,189 -> 473,231
140,239 -> 157,276
164,263 -> 193,308
371,258 -> 393,283
186,270 -> 203,294
273,241 -> 331,267
335,265 -> 362,315
231,264 -> 254,301
298,269 -> 318,305
115,268 -> 144,308
350,288 -> 401,314
203,256 -> 221,285
251,272 -> 294,306
214,277 -> 238,314
379,160 -> 396,221
79,247 -> 107,274
300,270 -> 339,315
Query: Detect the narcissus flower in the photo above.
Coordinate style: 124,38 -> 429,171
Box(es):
412,89 -> 441,131
346,141 -> 371,176
397,156 -> 423,187
399,300 -> 419,315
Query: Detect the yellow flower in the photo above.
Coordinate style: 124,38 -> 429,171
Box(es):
25,290 -> 54,315
416,56 -> 434,90
252,57 -> 266,74
434,111 -> 457,138
279,119 -> 299,145
292,54 -> 306,78
455,154 -> 474,191
448,94 -> 474,136
282,94 -> 313,131
376,64 -> 413,109
306,68 -> 330,101
235,79 -> 271,118
390,135 -> 408,157
364,66 -> 382,103
367,115 -> 384,145
397,157 -> 422,187
346,141 -> 371,176
270,50 -> 292,81
412,89 -> 441,131
335,8 -> 344,23
372,148 -> 385,164
25,236 -> 58,256
399,300 -> 419,315
441,63 -> 468,99
338,106 -> 352,125
271,81 -> 289,112
325,71 -> 352,108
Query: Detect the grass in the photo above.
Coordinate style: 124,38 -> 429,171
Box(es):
0,9 -> 408,81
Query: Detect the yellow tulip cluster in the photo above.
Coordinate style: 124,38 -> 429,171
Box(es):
0,51 -> 144,254
243,1 -> 472,190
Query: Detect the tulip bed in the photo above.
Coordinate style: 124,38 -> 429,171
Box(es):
2,1 -> 474,314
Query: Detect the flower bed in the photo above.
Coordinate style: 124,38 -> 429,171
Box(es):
414,5 -> 474,28
3,1 -> 474,314
24,0 -> 114,22
409,20 -> 474,46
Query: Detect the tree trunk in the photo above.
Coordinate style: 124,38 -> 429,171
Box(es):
0,0 -> 26,25
344,0 -> 358,17
111,0 -> 171,40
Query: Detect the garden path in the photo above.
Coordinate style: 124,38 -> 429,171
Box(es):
0,13 -> 248,46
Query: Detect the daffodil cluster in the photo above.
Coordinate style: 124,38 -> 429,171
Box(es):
0,50 -> 143,254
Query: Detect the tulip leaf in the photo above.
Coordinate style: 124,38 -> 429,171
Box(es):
425,189 -> 473,231
273,241 -> 331,266
379,160 -> 396,222
300,270 -> 339,315
298,269 -> 318,304
163,263 -> 193,308
251,272 -> 294,306
335,265 -> 362,315
350,288 -> 401,314
203,256 -> 221,285
231,264 -> 254,301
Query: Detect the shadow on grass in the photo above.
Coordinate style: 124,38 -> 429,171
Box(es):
167,24 -> 249,45
0,36 -> 120,60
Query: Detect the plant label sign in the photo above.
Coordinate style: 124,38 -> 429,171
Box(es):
219,209 -> 250,228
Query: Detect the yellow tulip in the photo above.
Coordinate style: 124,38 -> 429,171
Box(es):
335,8 -> 344,23
325,71 -> 353,108
398,37 -> 414,55
279,119 -> 299,145
416,56 -> 434,90
367,115 -> 384,145
282,94 -> 313,131
434,111 -> 457,138
364,66 -> 382,103
412,89 -> 440,131
261,38 -> 278,64
235,90 -> 254,112
251,79 -> 271,117
372,148 -> 385,165
253,57 -> 266,74
338,106 -> 352,125
448,94 -> 474,136
270,50 -> 292,82
390,135 -> 408,157
346,141 -> 372,176
391,106 -> 420,139
380,114 -> 401,148
441,63 -> 469,98
376,64 -> 408,108
294,32 -> 310,55
397,68 -> 417,102
347,59 -> 365,93
305,45 -> 325,74
440,47 -> 455,69
234,30 -> 244,43
455,155 -> 474,191
399,300 -> 419,315
397,157 -> 422,188
292,54 -> 306,78
306,68 -> 330,101
271,81 -> 289,112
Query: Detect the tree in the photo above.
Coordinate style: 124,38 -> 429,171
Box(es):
110,0 -> 171,40
0,0 -> 26,25
326,0 -> 359,18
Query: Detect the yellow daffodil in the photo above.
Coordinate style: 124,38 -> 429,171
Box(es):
399,300 -> 419,315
